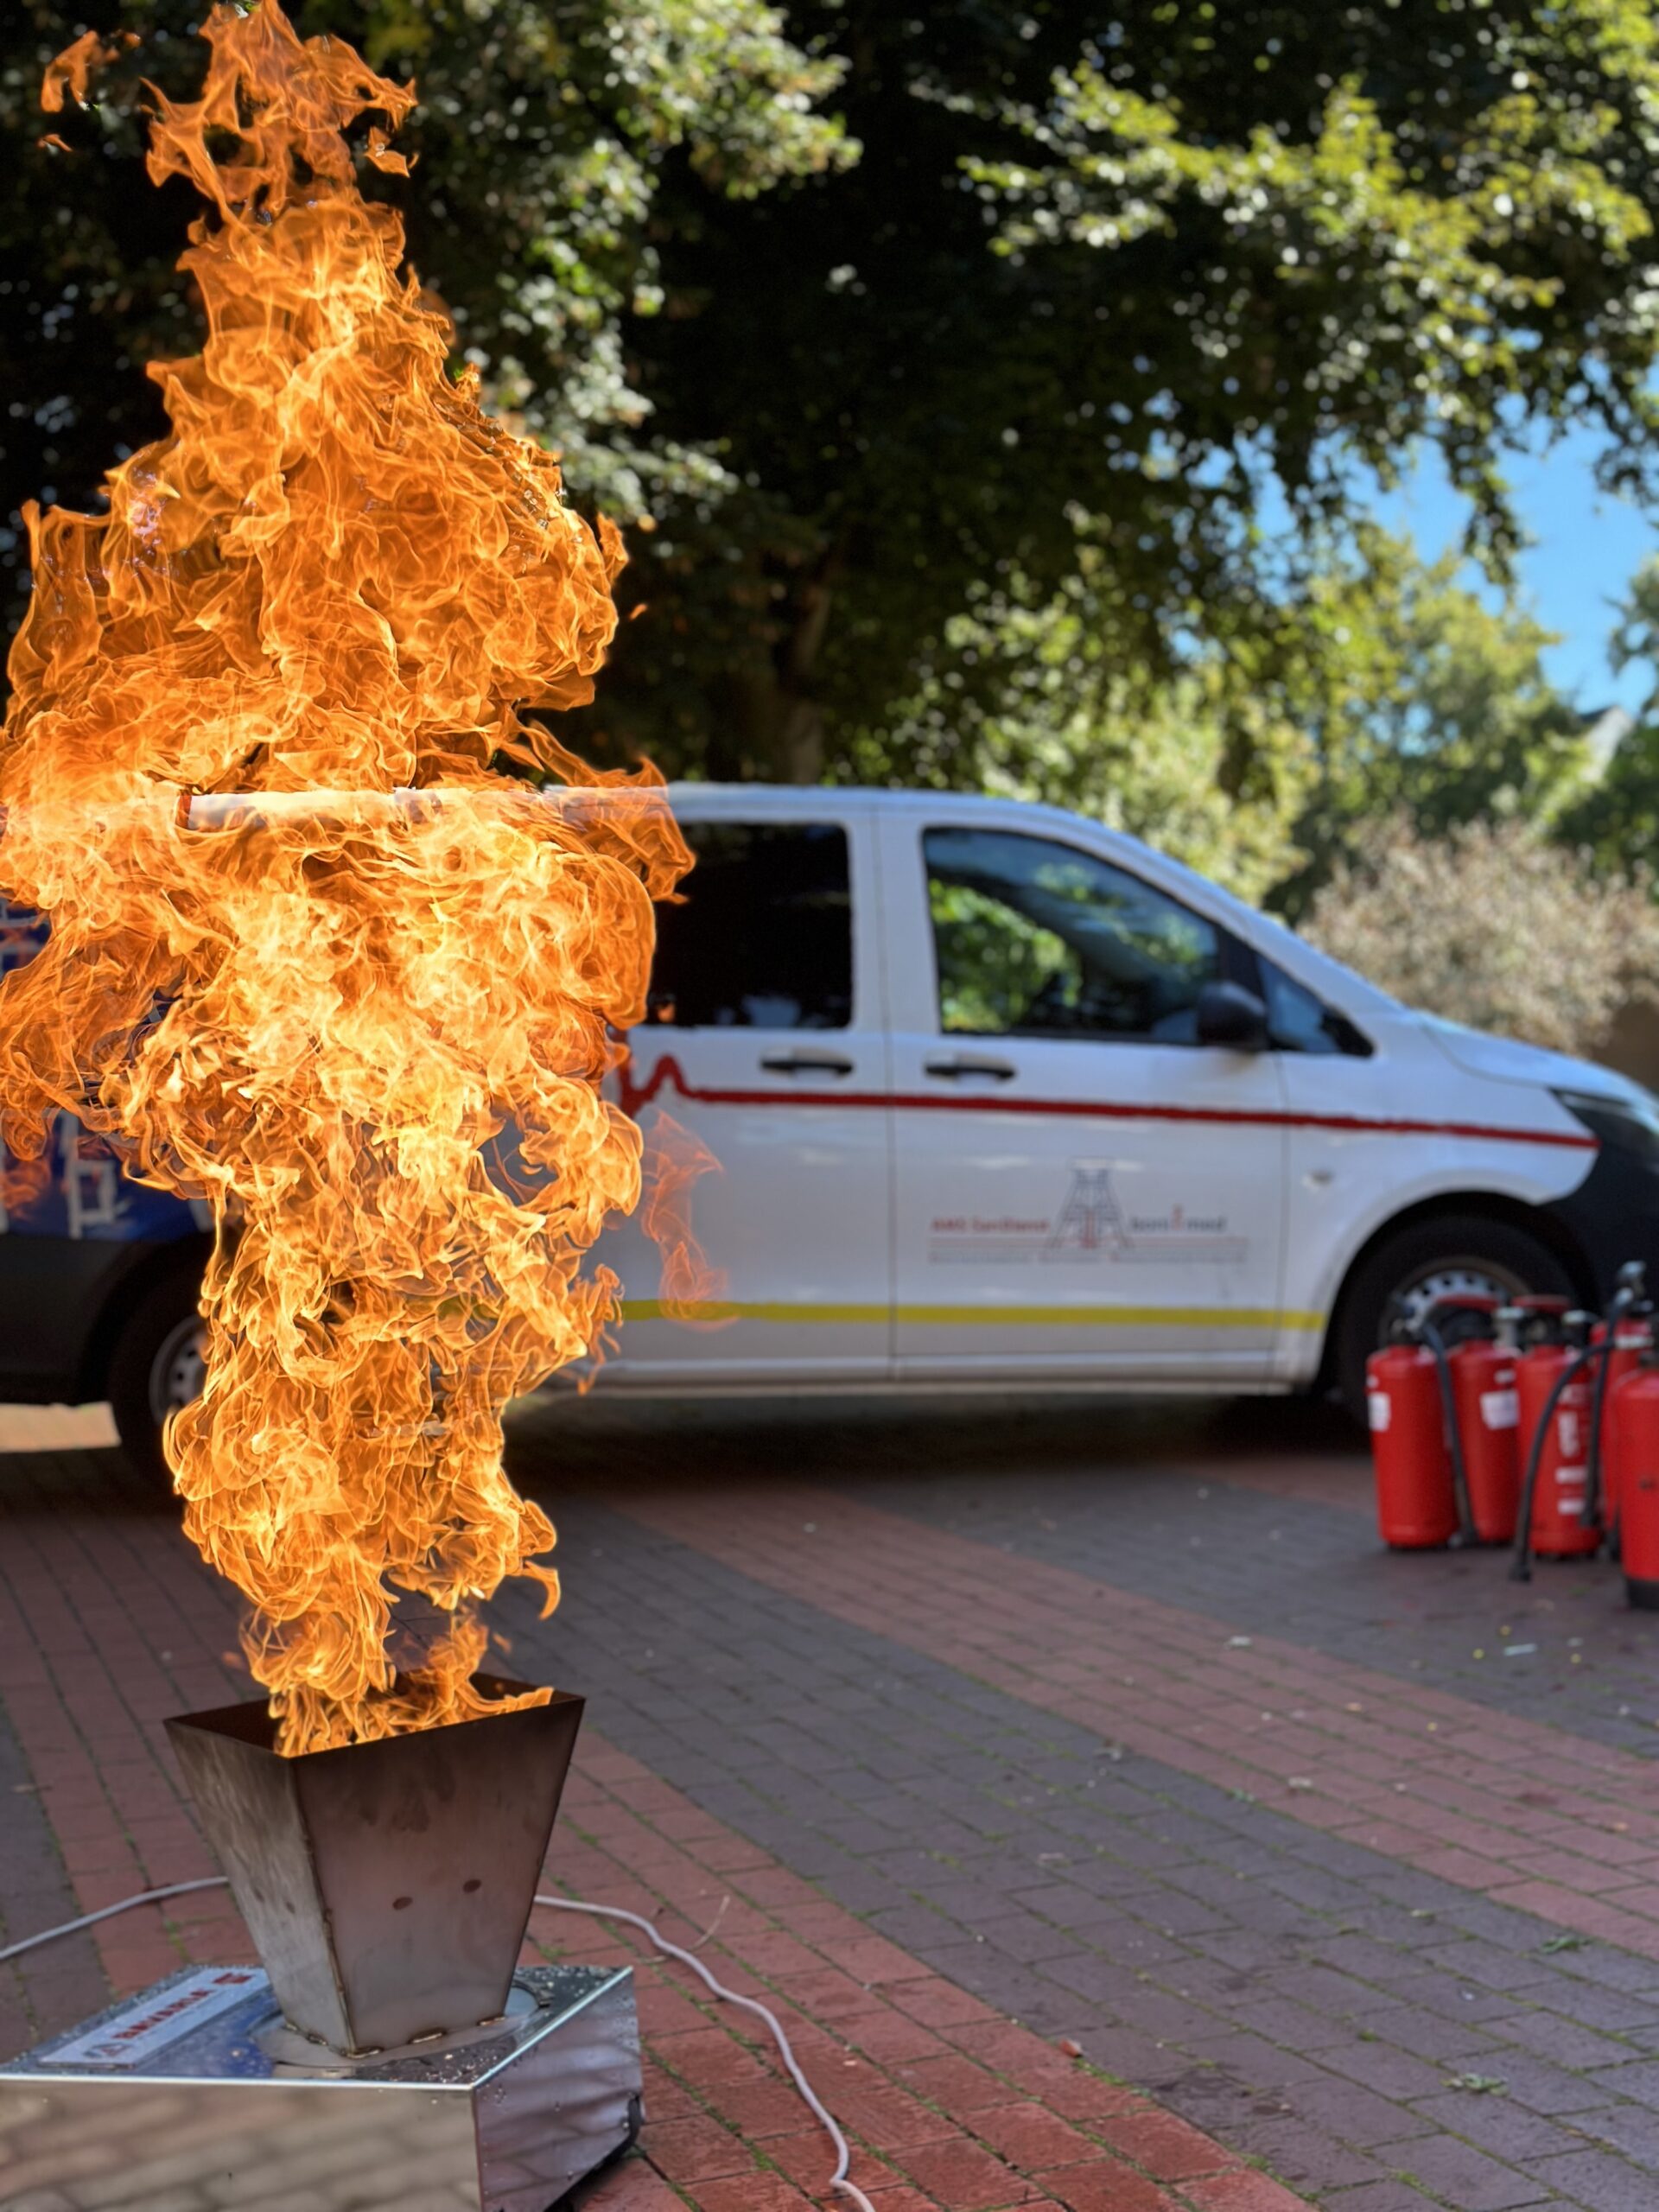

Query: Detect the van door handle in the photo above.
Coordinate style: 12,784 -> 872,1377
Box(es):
925,1054 -> 1017,1081
760,1051 -> 855,1077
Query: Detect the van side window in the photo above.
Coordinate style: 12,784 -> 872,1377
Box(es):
925,827 -> 1220,1044
647,822 -> 852,1030
1261,958 -> 1373,1058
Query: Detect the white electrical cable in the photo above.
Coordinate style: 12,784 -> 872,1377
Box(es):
0,1878 -> 228,1965
0,1876 -> 877,2212
534,1895 -> 877,2212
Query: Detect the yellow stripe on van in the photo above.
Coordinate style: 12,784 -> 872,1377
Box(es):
618,1300 -> 887,1326
619,1300 -> 1325,1332
897,1303 -> 1322,1331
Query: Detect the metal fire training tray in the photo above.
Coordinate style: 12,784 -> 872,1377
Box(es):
0,1960 -> 641,2212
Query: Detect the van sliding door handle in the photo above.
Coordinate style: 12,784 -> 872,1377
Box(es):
760,1051 -> 855,1077
925,1054 -> 1017,1081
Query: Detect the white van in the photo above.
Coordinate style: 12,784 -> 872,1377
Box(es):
2,783 -> 1651,1465
591,785 -> 1656,1416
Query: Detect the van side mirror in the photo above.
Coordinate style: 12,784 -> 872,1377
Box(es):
1196,979 -> 1269,1052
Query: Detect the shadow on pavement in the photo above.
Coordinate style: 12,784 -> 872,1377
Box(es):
0,1386 -> 1370,1523
505,1385 -> 1369,1505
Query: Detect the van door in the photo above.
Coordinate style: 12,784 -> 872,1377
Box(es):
883,812 -> 1288,1381
1254,955 -> 1397,1384
598,803 -> 893,1387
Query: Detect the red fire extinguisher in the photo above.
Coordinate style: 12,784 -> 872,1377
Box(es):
1444,1301 -> 1522,1545
1512,1268 -> 1651,1580
1616,1351 -> 1659,1608
1512,1308 -> 1603,1573
1366,1332 -> 1460,1549
1586,1262 -> 1652,1544
1366,1296 -> 1487,1549
1605,1348 -> 1652,1553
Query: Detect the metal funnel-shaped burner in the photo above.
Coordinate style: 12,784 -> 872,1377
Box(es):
167,1676 -> 582,2057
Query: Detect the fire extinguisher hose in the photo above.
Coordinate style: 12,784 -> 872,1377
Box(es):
1510,1342 -> 1602,1584
1586,1335 -> 1618,1543
1419,1315 -> 1475,1546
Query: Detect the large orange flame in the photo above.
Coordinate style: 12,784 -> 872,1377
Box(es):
1,4 -> 690,1752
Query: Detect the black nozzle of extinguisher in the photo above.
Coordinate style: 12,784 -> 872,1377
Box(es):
1380,1294 -> 1415,1346
1513,1294 -> 1571,1348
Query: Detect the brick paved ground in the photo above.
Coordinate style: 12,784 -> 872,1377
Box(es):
6,1390 -> 1659,2211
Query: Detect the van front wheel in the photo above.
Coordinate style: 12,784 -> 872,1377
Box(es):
1333,1214 -> 1574,1421
106,1271 -> 207,1483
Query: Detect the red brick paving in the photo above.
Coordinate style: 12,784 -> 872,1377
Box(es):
615,1481 -> 1659,1961
0,1455 -> 1314,2212
16,1408 -> 1659,2209
0,1727 -> 1319,2212
1207,1452 -> 1372,1516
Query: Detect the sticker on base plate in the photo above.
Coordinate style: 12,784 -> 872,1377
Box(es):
49,1969 -> 264,2068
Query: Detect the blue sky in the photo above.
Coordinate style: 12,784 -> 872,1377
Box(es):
1375,423 -> 1658,714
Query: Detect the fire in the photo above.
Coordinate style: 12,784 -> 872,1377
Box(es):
0,4 -> 691,1752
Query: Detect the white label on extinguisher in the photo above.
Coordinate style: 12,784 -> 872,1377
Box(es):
1480,1389 -> 1519,1431
1368,1392 -> 1391,1433
1559,1411 -> 1583,1460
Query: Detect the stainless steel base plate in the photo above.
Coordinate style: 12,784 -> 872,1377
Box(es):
0,1961 -> 641,2212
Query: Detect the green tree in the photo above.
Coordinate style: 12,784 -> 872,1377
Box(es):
588,0 -> 1659,781
0,0 -> 850,649
1279,531 -> 1592,908
10,3 -> 1659,791
845,531 -> 1319,905
848,525 -> 1591,909
1561,555 -> 1659,874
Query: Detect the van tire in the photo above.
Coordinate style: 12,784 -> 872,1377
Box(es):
106,1269 -> 206,1484
1333,1213 -> 1574,1421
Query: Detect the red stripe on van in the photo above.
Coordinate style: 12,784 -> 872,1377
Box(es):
619,1055 -> 1599,1150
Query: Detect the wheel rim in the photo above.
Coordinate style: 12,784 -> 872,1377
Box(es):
149,1314 -> 207,1425
1381,1257 -> 1529,1346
